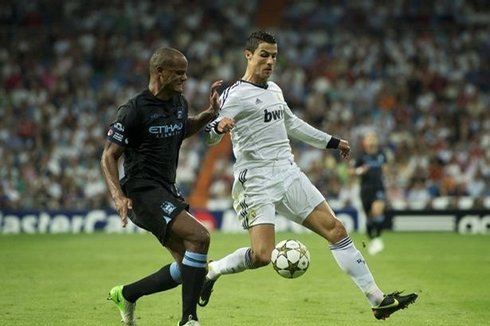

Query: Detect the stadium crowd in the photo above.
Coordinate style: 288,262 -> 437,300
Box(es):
1,0 -> 489,212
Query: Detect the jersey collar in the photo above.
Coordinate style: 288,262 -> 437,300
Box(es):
239,79 -> 269,89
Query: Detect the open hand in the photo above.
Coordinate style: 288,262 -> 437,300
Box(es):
209,80 -> 223,115
338,139 -> 350,160
114,195 -> 133,227
218,117 -> 235,133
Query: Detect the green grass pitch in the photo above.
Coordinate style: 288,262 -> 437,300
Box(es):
1,231 -> 489,325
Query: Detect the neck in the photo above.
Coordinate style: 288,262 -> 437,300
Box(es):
242,70 -> 267,86
148,80 -> 173,101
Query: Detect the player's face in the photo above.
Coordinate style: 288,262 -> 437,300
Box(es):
161,56 -> 188,94
364,133 -> 379,153
247,42 -> 277,83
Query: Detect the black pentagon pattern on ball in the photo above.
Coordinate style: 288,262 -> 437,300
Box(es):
271,239 -> 310,279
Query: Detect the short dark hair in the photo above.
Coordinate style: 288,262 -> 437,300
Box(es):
245,30 -> 276,53
149,47 -> 184,74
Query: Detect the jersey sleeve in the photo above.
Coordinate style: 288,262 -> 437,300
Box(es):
284,104 -> 332,149
204,117 -> 225,146
204,92 -> 241,146
106,103 -> 139,147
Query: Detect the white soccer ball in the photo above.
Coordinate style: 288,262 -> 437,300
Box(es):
271,239 -> 310,279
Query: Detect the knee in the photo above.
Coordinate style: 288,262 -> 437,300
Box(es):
198,229 -> 211,247
188,228 -> 210,252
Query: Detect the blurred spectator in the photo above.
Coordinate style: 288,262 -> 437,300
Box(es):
0,0 -> 489,211
0,183 -> 10,209
207,156 -> 234,210
406,177 -> 432,207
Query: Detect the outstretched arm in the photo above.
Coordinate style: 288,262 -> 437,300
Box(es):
284,105 -> 350,160
185,80 -> 223,138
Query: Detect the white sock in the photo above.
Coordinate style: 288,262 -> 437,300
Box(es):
207,247 -> 255,280
330,237 -> 384,307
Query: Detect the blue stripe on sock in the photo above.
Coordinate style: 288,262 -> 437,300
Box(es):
170,262 -> 182,283
185,251 -> 207,262
182,251 -> 207,268
329,236 -> 353,250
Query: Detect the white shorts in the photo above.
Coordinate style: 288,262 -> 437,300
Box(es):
232,160 -> 325,229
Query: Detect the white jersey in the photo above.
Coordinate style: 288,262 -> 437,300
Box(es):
204,80 -> 334,171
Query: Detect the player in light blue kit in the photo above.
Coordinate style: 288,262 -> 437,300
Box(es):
199,30 -> 417,320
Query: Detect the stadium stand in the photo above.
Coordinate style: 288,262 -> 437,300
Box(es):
0,0 -> 488,212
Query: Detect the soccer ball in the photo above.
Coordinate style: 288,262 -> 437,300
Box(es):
271,239 -> 310,279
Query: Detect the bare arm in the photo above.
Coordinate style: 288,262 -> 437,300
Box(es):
100,140 -> 132,227
185,80 -> 223,138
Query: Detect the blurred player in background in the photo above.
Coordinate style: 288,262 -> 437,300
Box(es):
200,30 -> 417,320
101,47 -> 222,326
352,132 -> 389,255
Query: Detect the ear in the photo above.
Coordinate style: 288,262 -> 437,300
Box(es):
244,50 -> 253,60
156,66 -> 165,74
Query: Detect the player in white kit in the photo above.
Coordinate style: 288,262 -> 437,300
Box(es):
199,31 -> 417,320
